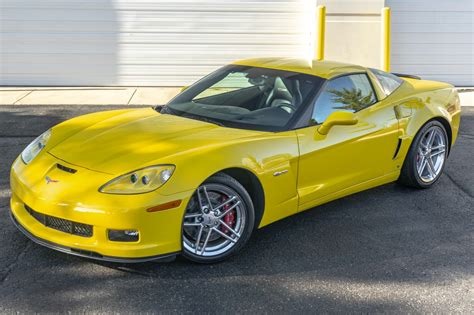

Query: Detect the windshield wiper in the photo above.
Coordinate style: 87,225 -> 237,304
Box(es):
157,106 -> 224,127
154,105 -> 164,113
157,105 -> 177,115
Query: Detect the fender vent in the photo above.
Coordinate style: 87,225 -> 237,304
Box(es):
57,163 -> 77,174
393,138 -> 402,159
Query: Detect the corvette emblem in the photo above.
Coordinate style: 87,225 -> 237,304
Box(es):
45,176 -> 59,184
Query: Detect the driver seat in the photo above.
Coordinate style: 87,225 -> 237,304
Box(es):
265,77 -> 302,112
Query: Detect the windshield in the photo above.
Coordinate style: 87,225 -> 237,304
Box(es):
165,65 -> 324,131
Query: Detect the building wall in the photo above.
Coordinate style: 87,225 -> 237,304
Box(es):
0,0 -> 313,86
316,0 -> 384,69
0,0 -> 473,87
388,0 -> 474,86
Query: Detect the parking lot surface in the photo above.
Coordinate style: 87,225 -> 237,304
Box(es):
0,105 -> 473,313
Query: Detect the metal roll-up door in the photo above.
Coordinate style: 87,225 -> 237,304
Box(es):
0,0 -> 313,86
387,0 -> 474,86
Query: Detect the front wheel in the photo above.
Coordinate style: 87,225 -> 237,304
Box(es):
399,121 -> 449,188
181,173 -> 255,263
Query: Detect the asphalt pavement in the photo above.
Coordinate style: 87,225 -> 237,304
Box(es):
0,105 -> 473,313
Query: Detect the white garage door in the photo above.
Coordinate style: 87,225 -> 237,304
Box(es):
0,0 -> 313,86
388,0 -> 474,86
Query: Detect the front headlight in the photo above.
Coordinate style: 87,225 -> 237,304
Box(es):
21,129 -> 51,164
99,165 -> 175,194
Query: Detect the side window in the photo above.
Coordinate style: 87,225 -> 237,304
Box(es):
311,74 -> 377,124
369,68 -> 403,95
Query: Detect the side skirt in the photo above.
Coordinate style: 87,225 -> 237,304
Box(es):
297,171 -> 400,212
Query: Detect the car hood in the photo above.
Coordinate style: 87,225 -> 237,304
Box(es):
48,108 -> 263,174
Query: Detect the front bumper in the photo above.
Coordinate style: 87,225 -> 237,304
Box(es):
10,210 -> 177,263
10,154 -> 193,262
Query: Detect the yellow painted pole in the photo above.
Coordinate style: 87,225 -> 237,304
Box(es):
381,7 -> 391,72
316,5 -> 326,61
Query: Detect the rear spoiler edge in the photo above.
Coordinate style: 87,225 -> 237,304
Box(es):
392,73 -> 421,80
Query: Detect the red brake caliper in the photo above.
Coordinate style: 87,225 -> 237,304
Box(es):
220,196 -> 235,235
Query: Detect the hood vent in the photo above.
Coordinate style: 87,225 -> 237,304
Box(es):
57,163 -> 77,174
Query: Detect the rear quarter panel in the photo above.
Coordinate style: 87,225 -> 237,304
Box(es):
391,78 -> 461,166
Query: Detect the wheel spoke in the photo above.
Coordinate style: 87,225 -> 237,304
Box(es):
431,144 -> 445,151
183,222 -> 201,227
202,186 -> 213,210
417,156 -> 427,174
219,220 -> 241,238
214,196 -> 237,210
212,227 -> 238,243
425,129 -> 435,147
197,187 -> 205,210
199,228 -> 213,255
194,225 -> 204,254
218,200 -> 241,218
430,149 -> 445,158
426,157 -> 436,178
184,213 -> 201,219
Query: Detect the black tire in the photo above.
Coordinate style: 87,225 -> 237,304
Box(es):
181,173 -> 255,263
398,120 -> 449,189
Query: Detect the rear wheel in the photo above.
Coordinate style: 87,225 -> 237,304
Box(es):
182,173 -> 255,263
399,121 -> 448,188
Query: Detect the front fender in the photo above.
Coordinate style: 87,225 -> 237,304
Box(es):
157,130 -> 300,227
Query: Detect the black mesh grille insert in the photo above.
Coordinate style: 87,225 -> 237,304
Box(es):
25,205 -> 93,237
57,163 -> 77,174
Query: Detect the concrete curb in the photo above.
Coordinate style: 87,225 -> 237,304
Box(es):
0,87 -> 181,106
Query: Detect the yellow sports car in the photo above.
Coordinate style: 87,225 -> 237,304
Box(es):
10,58 -> 461,263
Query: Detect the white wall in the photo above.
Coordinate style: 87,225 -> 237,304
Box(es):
316,0 -> 384,69
0,0 -> 313,86
387,0 -> 474,86
1,0 -> 472,87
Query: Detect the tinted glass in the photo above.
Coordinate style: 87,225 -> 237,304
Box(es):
311,74 -> 377,124
167,65 -> 324,131
370,68 -> 403,95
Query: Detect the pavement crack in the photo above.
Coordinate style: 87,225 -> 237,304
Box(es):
459,134 -> 474,140
444,172 -> 473,198
0,241 -> 32,283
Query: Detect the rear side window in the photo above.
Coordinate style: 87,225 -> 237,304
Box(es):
311,74 -> 377,124
370,68 -> 403,95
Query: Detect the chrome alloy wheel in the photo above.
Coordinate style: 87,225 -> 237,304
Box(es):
416,126 -> 447,183
182,184 -> 246,257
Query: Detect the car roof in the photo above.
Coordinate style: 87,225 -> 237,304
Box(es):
232,57 -> 367,79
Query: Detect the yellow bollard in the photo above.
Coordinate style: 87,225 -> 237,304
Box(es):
381,7 -> 391,72
316,5 -> 326,61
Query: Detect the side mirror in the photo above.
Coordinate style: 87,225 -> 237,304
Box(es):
180,86 -> 189,92
317,111 -> 358,135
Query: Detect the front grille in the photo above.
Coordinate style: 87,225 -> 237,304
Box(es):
25,205 -> 93,237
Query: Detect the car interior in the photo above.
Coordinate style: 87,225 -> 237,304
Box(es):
168,70 -> 319,128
